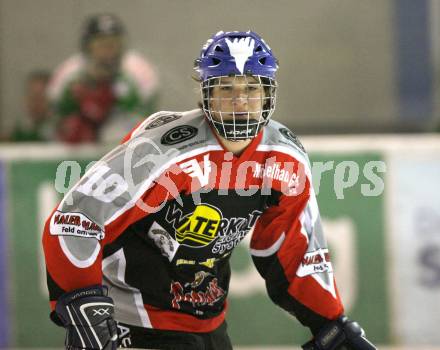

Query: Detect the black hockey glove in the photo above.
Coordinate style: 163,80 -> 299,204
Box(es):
301,316 -> 377,350
53,285 -> 118,350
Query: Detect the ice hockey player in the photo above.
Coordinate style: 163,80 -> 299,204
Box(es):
43,30 -> 377,350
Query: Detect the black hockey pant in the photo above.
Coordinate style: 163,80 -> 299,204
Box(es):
117,321 -> 233,350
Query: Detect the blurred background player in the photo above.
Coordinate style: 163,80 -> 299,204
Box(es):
48,13 -> 159,144
9,70 -> 53,142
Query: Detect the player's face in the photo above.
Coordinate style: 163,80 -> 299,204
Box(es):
209,76 -> 265,121
87,35 -> 124,79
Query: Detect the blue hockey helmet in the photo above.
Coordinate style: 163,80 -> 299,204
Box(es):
194,31 -> 278,80
195,31 -> 278,141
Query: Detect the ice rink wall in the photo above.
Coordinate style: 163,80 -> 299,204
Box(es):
0,135 -> 438,349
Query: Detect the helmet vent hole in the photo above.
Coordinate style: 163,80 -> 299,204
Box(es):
214,46 -> 224,52
259,57 -> 267,65
255,46 -> 263,52
211,58 -> 221,65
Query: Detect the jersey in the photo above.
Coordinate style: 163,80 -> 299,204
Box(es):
42,109 -> 344,335
47,51 -> 159,143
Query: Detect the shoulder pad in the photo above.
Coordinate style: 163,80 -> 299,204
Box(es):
123,109 -> 218,154
129,109 -> 203,139
262,119 -> 307,154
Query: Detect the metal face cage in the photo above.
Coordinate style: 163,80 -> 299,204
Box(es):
201,75 -> 277,141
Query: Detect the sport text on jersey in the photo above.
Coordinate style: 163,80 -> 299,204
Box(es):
253,162 -> 299,189
296,248 -> 333,277
50,211 -> 104,240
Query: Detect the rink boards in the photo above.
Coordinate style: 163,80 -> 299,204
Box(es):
0,135 -> 438,348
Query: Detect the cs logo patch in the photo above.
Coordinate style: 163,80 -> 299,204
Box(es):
161,125 -> 198,145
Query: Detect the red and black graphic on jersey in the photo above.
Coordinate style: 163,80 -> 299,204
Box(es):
170,271 -> 226,314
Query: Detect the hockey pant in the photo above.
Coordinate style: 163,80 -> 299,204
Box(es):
117,321 -> 233,350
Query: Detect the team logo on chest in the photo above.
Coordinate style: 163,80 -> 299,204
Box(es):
174,204 -> 222,247
165,202 -> 262,253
